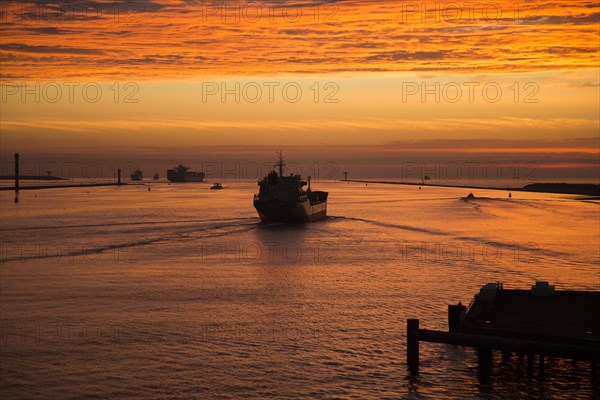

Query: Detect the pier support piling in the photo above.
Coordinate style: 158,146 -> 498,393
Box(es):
407,319 -> 420,371
527,353 -> 534,376
118,168 -> 122,185
478,347 -> 493,378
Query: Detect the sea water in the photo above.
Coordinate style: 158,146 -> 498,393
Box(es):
1,182 -> 598,399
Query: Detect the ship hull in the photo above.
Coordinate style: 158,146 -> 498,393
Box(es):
167,176 -> 205,182
167,167 -> 206,183
254,199 -> 327,222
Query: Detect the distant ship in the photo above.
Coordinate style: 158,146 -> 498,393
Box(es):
253,153 -> 328,222
167,165 -> 206,182
131,169 -> 143,181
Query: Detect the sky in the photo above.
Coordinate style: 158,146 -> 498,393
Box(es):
0,0 -> 599,182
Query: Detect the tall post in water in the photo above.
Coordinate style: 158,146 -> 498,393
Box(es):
14,153 -> 20,191
117,168 -> 122,185
407,319 -> 420,371
477,347 -> 493,379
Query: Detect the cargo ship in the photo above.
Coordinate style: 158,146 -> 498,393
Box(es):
131,169 -> 143,181
253,153 -> 328,222
167,165 -> 206,182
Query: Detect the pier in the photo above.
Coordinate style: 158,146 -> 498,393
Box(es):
2,154 -> 126,191
407,282 -> 600,379
0,182 -> 127,191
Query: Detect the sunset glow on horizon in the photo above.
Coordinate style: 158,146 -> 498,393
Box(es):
1,0 -> 599,181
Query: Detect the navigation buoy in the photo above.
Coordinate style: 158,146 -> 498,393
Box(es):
509,192 -> 512,198
148,187 -> 151,191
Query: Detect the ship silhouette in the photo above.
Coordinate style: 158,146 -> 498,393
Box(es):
130,169 -> 143,181
167,165 -> 206,182
253,152 -> 328,222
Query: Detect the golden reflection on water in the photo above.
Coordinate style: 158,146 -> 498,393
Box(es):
1,182 -> 598,398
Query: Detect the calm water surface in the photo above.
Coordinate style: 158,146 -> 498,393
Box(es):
1,182 -> 599,399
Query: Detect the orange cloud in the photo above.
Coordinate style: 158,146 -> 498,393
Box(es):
0,0 -> 598,79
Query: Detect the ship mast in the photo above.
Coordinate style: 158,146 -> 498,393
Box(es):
275,151 -> 285,176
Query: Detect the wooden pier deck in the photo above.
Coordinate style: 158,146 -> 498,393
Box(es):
407,282 -> 600,379
461,285 -> 600,344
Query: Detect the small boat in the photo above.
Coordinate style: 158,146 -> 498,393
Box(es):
210,182 -> 223,190
153,173 -> 159,180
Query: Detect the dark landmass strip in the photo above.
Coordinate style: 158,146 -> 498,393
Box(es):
521,183 -> 600,196
0,175 -> 67,180
344,180 -> 600,196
